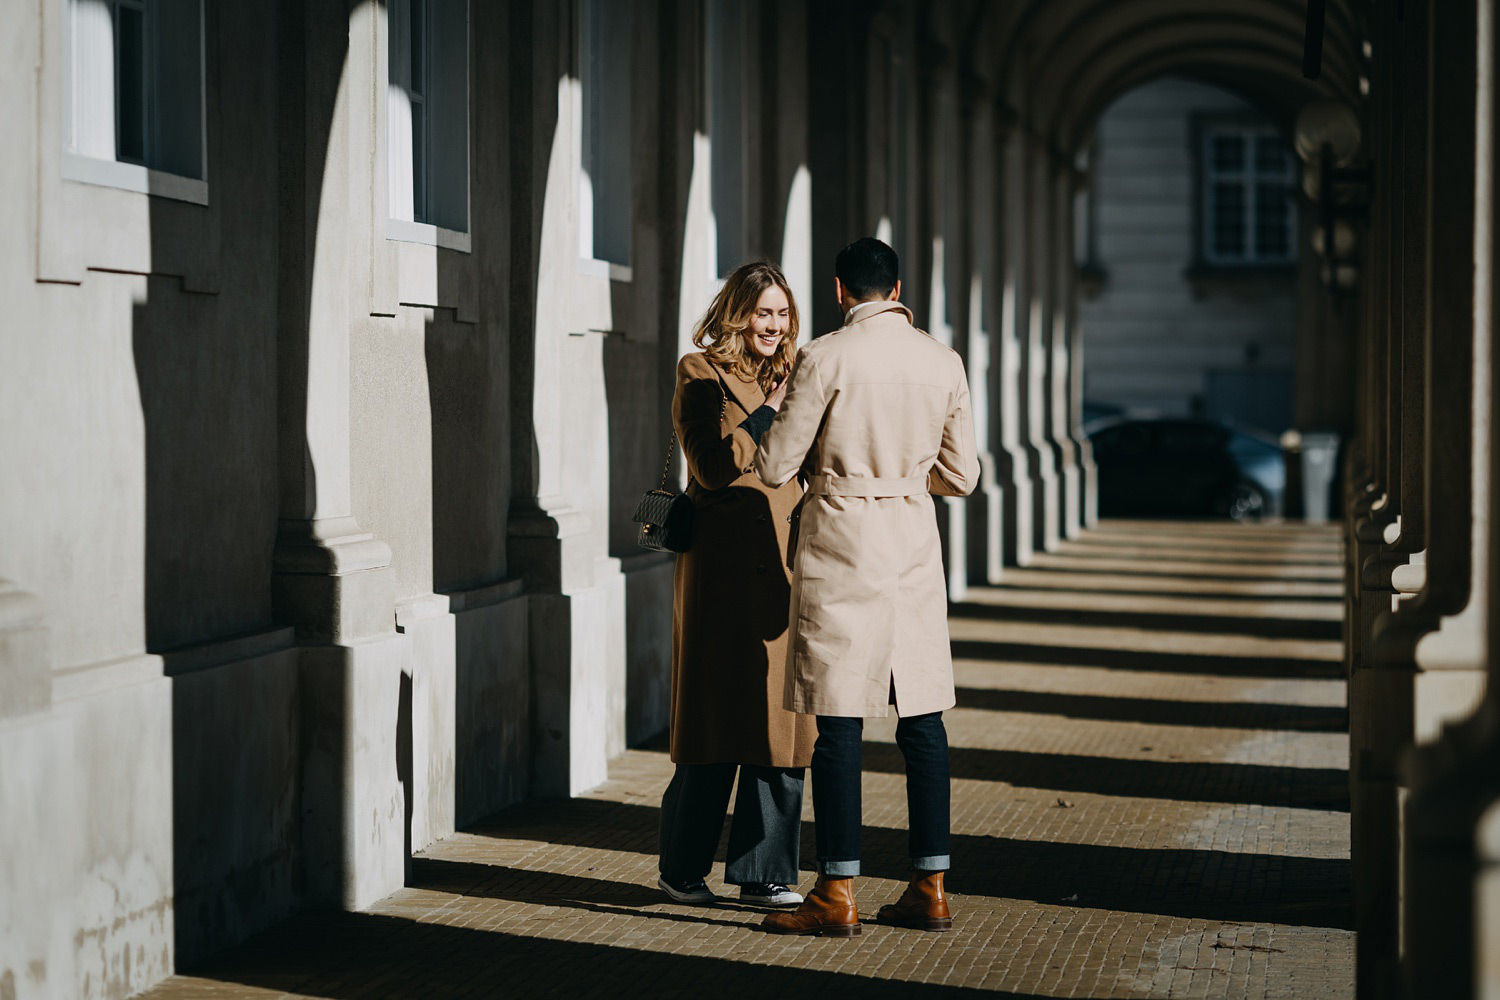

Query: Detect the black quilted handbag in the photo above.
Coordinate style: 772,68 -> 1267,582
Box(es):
634,375 -> 729,552
633,436 -> 695,553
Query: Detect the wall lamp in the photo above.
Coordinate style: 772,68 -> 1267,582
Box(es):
1294,101 -> 1370,296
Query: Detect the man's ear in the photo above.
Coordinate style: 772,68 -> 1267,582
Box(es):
834,276 -> 846,309
888,279 -> 902,301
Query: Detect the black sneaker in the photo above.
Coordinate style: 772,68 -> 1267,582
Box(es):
738,882 -> 804,907
658,875 -> 718,904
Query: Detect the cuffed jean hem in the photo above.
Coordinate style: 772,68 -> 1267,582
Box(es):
817,860 -> 861,876
911,855 -> 950,872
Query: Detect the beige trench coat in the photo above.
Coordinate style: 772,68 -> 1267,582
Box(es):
753,301 -> 980,718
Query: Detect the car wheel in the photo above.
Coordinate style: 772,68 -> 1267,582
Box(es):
1225,482 -> 1267,522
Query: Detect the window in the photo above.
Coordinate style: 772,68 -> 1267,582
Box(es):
389,0 -> 469,244
579,0 -> 632,270
65,0 -> 205,201
706,0 -> 745,277
1200,124 -> 1297,266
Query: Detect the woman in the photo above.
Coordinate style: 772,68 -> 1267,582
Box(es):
658,260 -> 816,908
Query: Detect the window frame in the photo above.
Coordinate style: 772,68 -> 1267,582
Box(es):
1192,114 -> 1298,271
576,0 -> 633,281
386,0 -> 471,252
61,0 -> 209,206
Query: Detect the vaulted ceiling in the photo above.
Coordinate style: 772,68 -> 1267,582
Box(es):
963,0 -> 1366,149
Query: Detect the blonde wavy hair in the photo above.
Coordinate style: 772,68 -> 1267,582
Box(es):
692,260 -> 801,391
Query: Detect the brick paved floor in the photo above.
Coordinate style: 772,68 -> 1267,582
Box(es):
140,520 -> 1351,999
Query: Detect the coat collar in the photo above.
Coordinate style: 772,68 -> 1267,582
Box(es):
709,360 -> 768,416
840,300 -> 915,331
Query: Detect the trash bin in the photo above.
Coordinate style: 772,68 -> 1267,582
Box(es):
1298,432 -> 1341,524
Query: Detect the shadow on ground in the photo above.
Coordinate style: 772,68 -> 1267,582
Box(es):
448,797 -> 1351,930
953,686 -> 1348,732
949,601 -> 1342,641
949,639 -> 1344,679
190,908 -> 1042,998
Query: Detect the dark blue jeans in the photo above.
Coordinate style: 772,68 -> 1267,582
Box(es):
811,713 -> 951,876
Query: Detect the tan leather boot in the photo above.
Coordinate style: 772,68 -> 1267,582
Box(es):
761,876 -> 861,937
875,871 -> 952,931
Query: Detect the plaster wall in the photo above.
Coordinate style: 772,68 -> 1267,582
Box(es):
1079,78 -> 1298,429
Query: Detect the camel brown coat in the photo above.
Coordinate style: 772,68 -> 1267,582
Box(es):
754,301 -> 981,718
668,352 -> 816,767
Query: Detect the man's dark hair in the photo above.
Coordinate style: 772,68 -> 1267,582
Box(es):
835,237 -> 900,300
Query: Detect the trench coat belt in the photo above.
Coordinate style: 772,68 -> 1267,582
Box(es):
806,474 -> 928,498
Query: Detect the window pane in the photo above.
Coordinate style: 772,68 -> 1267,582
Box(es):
409,0 -> 425,98
1211,182 -> 1246,258
1255,182 -> 1291,258
115,3 -> 146,163
1211,134 -> 1244,173
153,0 -> 205,179
411,100 -> 427,223
1254,134 -> 1288,174
581,0 -> 632,265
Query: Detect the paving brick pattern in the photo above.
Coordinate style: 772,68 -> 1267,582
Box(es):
141,521 -> 1351,999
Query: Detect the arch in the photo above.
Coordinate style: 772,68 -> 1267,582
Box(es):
994,0 -> 1362,115
1057,42 -> 1346,150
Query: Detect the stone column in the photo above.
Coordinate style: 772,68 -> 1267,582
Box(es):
1049,153 -> 1082,541
1365,0 -> 1487,993
961,84 -> 1006,581
1402,1 -> 1500,996
995,115 -> 1037,565
1025,140 -> 1062,554
1343,7 -> 1409,987
1070,155 -> 1100,529
271,0 -> 407,910
507,0 -> 625,798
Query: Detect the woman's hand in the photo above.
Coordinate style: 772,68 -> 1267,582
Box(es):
766,379 -> 789,411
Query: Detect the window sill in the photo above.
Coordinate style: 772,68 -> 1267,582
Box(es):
577,257 -> 633,283
62,153 -> 209,206
386,219 -> 471,253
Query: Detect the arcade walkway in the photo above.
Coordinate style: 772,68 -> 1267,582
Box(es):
140,521 -> 1349,1000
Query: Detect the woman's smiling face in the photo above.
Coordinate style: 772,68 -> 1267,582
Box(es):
745,284 -> 791,359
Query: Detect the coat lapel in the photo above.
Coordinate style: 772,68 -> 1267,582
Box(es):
712,362 -> 767,417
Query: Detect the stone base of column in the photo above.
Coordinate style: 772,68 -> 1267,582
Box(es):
273,516 -> 409,911
273,517 -> 398,645
1027,440 -> 1060,554
966,452 -> 1005,585
299,637 -> 411,909
396,593 -> 458,853
1403,704 -> 1500,1000
509,500 -> 624,798
1076,435 -> 1099,529
997,446 -> 1035,566
1060,461 -> 1082,541
935,496 -> 969,603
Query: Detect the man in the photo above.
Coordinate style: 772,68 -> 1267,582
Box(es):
745,237 -> 980,937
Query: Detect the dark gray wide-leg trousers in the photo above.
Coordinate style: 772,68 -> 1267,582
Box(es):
658,763 -> 805,885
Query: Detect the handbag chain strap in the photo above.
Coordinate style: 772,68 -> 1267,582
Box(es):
660,370 -> 733,490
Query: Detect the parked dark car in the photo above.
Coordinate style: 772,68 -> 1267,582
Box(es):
1085,417 -> 1285,521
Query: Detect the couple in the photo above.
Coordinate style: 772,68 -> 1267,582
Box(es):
658,237 -> 980,937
